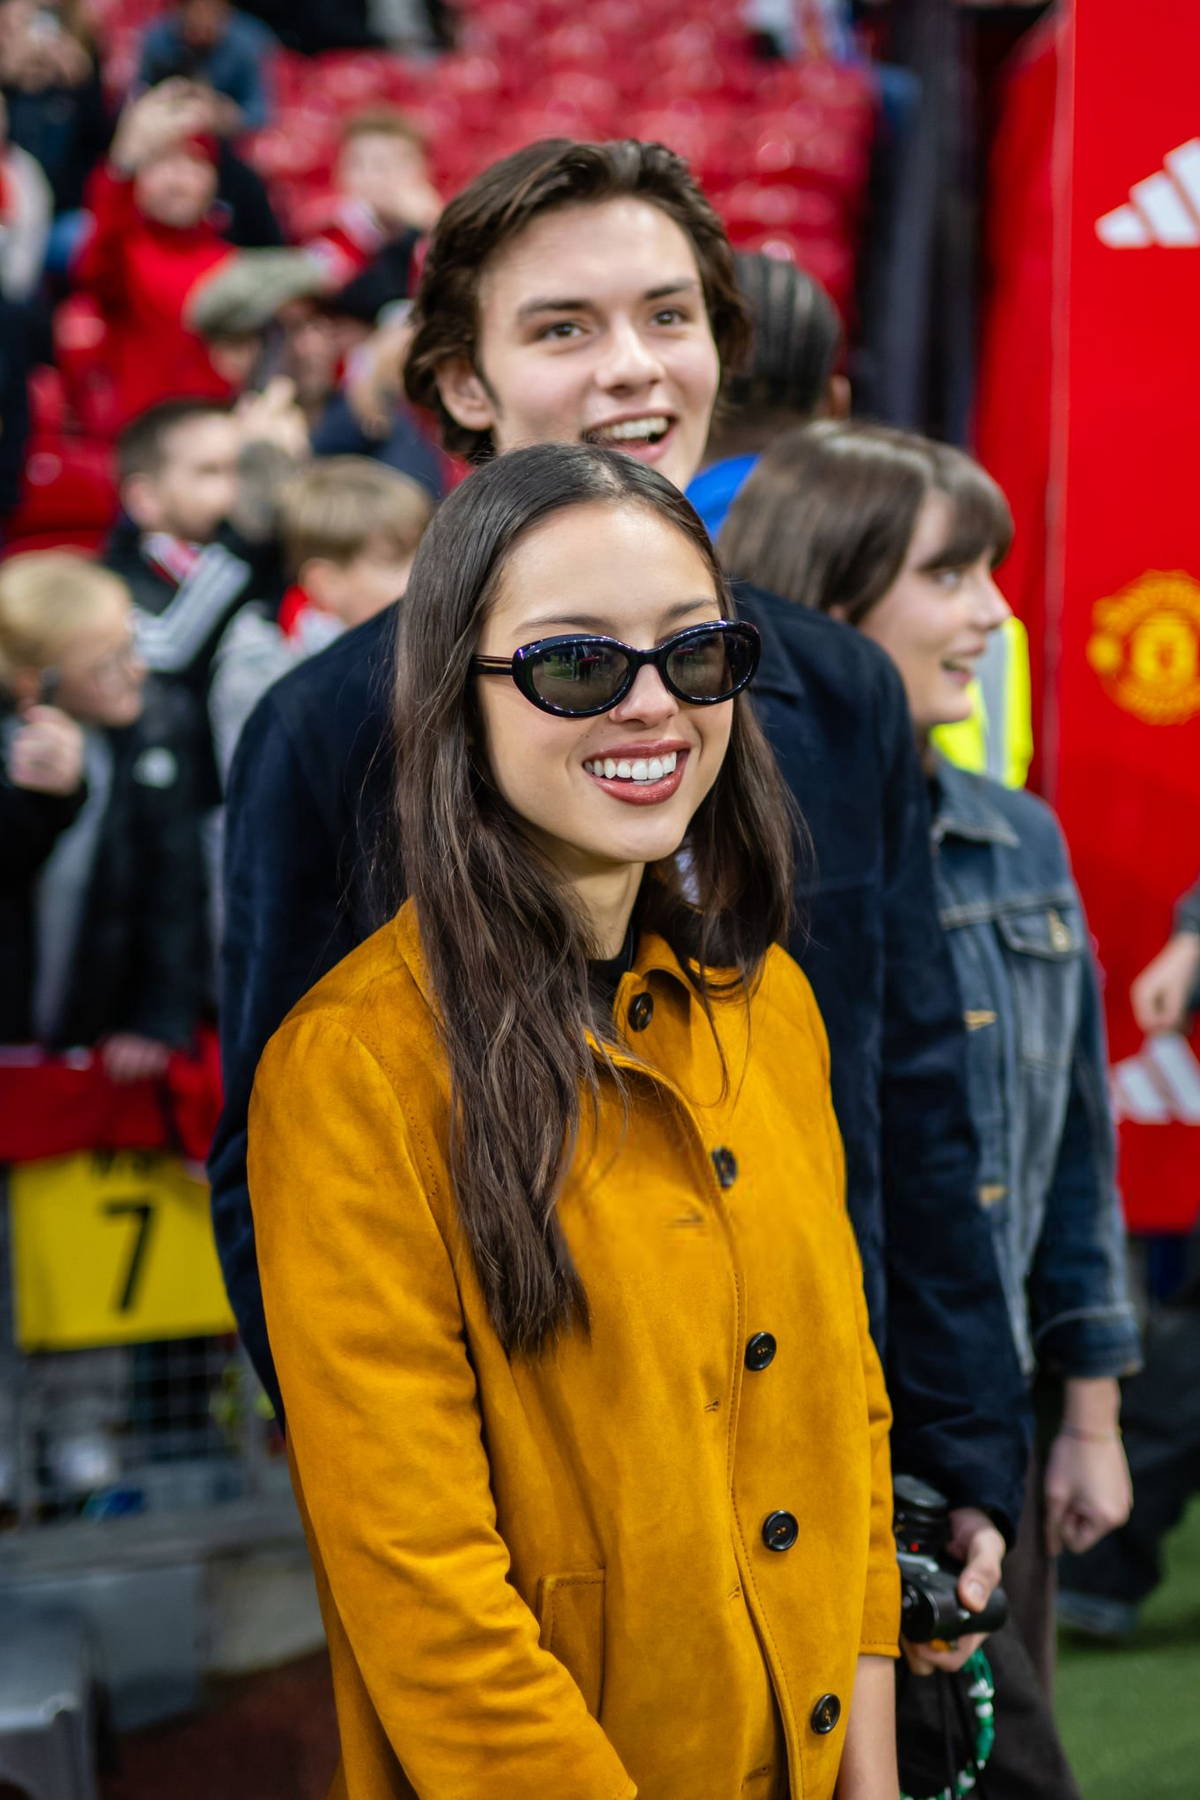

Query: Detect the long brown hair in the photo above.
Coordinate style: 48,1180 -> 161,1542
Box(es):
404,138 -> 750,463
394,442 -> 793,1354
719,420 -> 1013,622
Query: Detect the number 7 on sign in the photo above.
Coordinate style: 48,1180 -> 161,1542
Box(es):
103,1199 -> 158,1313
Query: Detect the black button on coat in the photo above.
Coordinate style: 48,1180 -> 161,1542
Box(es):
745,1332 -> 777,1371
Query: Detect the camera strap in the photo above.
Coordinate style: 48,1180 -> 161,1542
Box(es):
899,1648 -> 996,1800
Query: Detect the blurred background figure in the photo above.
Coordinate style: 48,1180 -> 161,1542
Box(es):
304,107 -> 439,288
138,0 -> 276,136
0,552 -> 203,1507
72,80 -> 235,425
0,0 -> 110,272
209,452 -> 430,780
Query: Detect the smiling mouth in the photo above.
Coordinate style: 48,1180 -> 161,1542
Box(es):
583,750 -> 679,783
583,415 -> 673,450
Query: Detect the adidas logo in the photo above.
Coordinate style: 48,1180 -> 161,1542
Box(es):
1096,138 -> 1200,247
1112,1033 -> 1200,1124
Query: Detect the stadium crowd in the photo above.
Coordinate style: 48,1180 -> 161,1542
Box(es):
1,2 -> 1193,1798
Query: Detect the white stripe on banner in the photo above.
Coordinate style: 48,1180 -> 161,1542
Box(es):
1111,1055 -> 1171,1124
1146,1032 -> 1200,1123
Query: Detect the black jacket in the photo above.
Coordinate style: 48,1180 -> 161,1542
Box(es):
211,590 -> 1030,1536
1,684 -> 206,1050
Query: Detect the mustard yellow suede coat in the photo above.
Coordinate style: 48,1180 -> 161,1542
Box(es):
248,903 -> 899,1800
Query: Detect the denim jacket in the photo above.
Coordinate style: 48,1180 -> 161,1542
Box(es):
931,757 -> 1140,1382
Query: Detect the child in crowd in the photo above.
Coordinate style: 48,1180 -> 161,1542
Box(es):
305,107 -> 440,290
72,79 -> 236,427
0,553 -> 204,1503
208,454 -> 431,781
104,388 -> 311,818
0,553 -> 204,1068
103,398 -> 250,708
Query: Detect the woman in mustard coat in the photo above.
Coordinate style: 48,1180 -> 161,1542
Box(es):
247,443 -> 900,1800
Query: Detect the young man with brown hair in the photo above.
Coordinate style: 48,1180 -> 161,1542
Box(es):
212,136 -> 1030,1728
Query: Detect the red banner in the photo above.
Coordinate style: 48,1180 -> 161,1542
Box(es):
1047,0 -> 1200,1228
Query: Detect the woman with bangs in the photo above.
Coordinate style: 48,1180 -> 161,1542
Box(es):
247,441 -> 901,1800
722,422 -> 1140,1799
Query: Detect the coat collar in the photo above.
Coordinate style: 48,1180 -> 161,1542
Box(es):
930,755 -> 1020,849
388,898 -> 709,1020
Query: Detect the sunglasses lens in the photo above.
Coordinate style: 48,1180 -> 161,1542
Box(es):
666,627 -> 752,701
528,642 -> 629,713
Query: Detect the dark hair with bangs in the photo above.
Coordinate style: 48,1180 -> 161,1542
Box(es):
719,420 -> 1013,626
404,138 -> 750,463
393,441 -> 794,1355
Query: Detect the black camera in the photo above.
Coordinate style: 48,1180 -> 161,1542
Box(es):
894,1474 -> 1008,1643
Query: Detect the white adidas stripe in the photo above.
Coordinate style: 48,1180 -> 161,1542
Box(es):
1096,136 -> 1200,247
1111,1032 -> 1200,1123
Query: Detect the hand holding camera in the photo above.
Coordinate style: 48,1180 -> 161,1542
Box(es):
895,1476 -> 1008,1676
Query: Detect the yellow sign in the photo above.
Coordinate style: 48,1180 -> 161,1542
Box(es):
1087,570 -> 1200,724
10,1151 -> 235,1351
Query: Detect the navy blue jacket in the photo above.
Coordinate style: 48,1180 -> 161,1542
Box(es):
211,587 -> 1030,1537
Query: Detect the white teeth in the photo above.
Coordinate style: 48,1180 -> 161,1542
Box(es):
589,415 -> 670,444
584,751 -> 679,782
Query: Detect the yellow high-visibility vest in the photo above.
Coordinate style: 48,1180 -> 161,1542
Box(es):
932,615 -> 1033,789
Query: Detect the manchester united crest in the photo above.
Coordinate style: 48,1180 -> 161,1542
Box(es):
1086,570 -> 1200,724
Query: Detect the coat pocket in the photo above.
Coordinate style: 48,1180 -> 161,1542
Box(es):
536,1569 -> 606,1718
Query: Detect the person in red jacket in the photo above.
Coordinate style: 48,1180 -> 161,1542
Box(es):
71,79 -> 236,429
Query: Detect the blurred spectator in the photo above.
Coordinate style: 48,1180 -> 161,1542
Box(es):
688,252 -> 847,539
138,0 -> 276,137
305,108 -> 440,291
0,553 -> 203,1502
277,452 -> 428,630
102,397 -> 283,715
72,80 -> 237,427
187,244 -> 336,402
0,88 -> 50,298
189,248 -> 447,496
209,454 -> 430,780
0,0 -> 111,270
0,548 -> 203,1059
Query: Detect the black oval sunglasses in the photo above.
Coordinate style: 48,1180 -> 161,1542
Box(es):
471,619 -> 761,719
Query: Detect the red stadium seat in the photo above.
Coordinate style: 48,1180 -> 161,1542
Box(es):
4,435 -> 119,558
